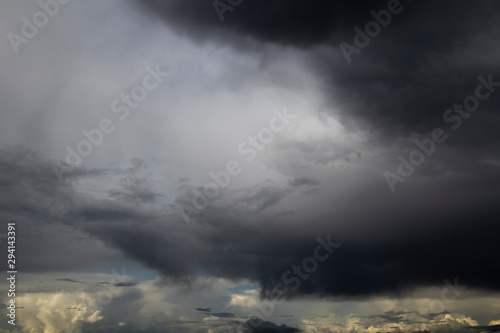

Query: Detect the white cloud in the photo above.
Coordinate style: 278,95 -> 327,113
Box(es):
16,292 -> 103,333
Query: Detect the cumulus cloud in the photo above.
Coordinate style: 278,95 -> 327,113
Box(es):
16,292 -> 104,333
299,311 -> 484,333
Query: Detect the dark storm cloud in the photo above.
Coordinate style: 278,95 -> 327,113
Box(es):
137,0 -> 388,47
353,310 -> 407,322
3,146 -> 500,298
240,320 -> 301,333
0,146 -> 151,272
131,3 -> 500,286
0,146 -> 75,217
472,325 -> 500,332
196,307 -> 212,312
137,0 -> 500,145
57,278 -> 84,284
84,171 -> 500,299
209,312 -> 235,318
195,308 -> 236,318
114,282 -> 138,287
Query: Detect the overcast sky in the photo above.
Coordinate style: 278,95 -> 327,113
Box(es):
1,1 -> 500,332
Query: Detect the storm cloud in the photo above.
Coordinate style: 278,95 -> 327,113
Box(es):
2,146 -> 499,299
1,0 -> 500,331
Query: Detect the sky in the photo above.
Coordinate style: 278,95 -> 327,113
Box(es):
0,0 -> 500,332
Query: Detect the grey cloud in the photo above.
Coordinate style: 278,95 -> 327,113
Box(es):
108,182 -> 163,204
2,0 -> 500,299
209,312 -> 235,318
287,177 -> 320,188
472,325 -> 500,332
2,146 -> 500,298
136,0 -> 388,48
195,307 -> 212,312
238,319 -> 302,332
57,278 -> 84,284
114,282 -> 138,287
108,158 -> 165,203
137,0 -> 500,151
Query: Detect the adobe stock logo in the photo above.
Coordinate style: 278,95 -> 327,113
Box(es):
212,0 -> 243,22
384,74 -> 499,192
339,0 -> 410,64
7,0 -> 72,54
53,64 -> 169,182
237,235 -> 341,333
176,106 -> 297,223
407,277 -> 467,325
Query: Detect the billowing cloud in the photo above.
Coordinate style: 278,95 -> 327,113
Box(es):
1,0 -> 499,331
1,146 -> 500,299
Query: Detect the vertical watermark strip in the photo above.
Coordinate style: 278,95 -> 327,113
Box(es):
6,221 -> 17,326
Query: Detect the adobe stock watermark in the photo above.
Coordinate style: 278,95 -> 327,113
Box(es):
385,74 -> 499,192
7,0 -> 72,54
236,235 -> 341,333
212,0 -> 243,22
175,106 -> 297,223
340,0 -> 410,64
407,277 -> 467,324
52,64 -> 169,182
